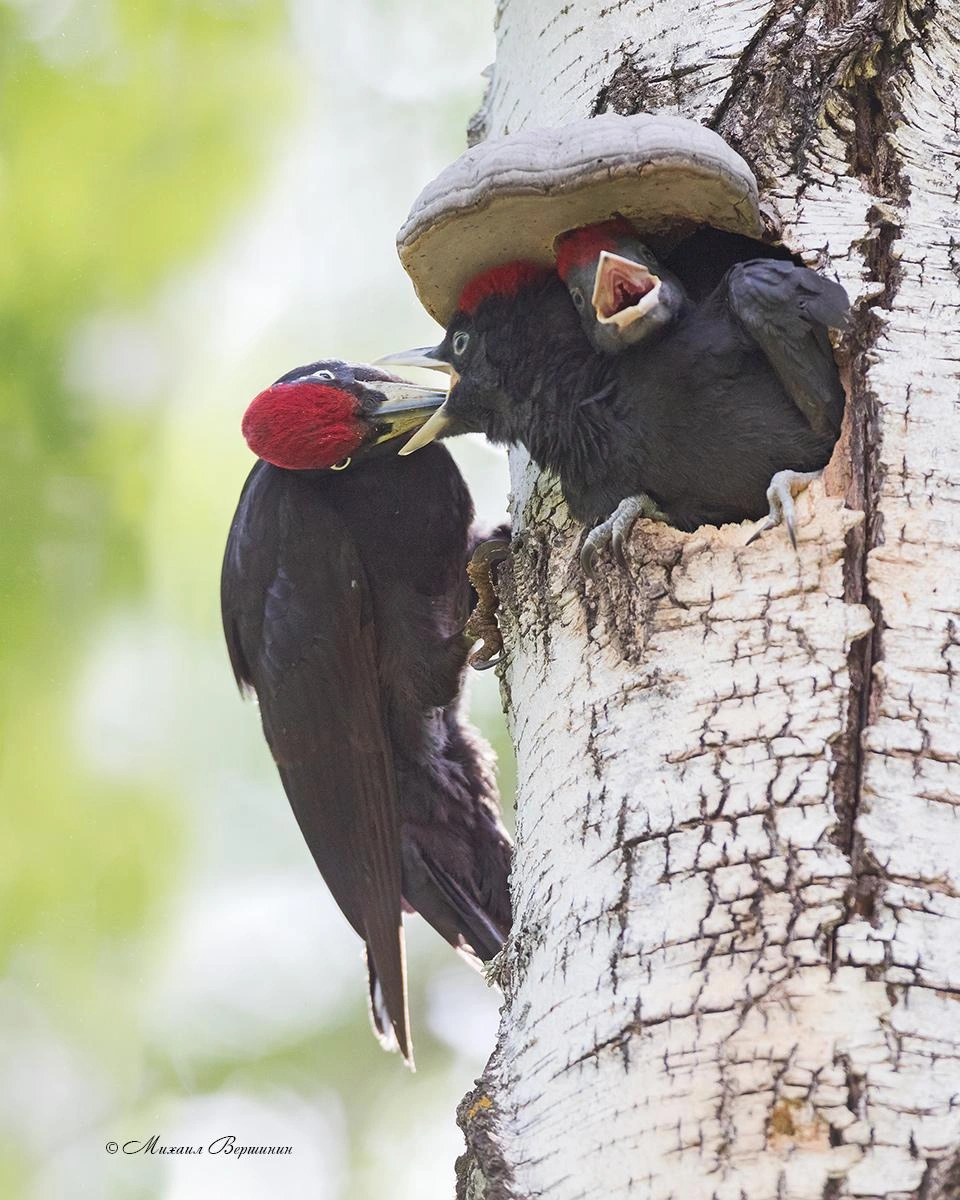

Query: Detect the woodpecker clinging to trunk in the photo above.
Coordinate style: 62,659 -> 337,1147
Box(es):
221,360 -> 512,1066
380,252 -> 844,572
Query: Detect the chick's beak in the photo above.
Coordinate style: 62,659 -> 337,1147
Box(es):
374,347 -> 456,376
363,379 -> 450,447
373,346 -> 460,455
397,402 -> 453,456
592,250 -> 662,329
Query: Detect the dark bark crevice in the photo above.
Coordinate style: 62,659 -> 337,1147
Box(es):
591,47 -> 700,116
456,1078 -> 519,1200
916,1148 -> 960,1200
821,2 -> 923,943
696,0 -> 931,952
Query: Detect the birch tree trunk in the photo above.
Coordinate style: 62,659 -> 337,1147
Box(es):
455,3 -> 960,1198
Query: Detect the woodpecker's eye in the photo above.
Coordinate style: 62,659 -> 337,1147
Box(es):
570,288 -> 585,311
330,457 -> 352,471
312,369 -> 335,381
452,331 -> 470,357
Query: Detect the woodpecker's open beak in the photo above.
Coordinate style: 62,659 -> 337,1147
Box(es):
364,380 -> 449,448
592,250 -> 662,330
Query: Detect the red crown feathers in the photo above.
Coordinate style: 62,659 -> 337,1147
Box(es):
554,217 -> 637,279
242,382 -> 363,470
458,261 -> 552,314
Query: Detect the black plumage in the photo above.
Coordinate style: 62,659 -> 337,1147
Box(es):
555,223 -> 847,437
390,258 -> 845,550
723,258 -> 847,439
221,362 -> 511,1064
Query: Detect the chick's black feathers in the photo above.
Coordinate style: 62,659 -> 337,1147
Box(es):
439,269 -> 842,533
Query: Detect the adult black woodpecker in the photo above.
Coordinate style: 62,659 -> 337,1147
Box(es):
381,257 -> 844,573
220,359 -> 513,1066
554,219 -> 849,549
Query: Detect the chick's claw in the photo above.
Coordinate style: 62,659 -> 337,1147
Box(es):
465,539 -> 510,669
746,469 -> 823,548
581,494 -> 668,579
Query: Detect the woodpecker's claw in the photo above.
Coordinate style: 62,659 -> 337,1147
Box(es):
612,521 -> 632,570
581,494 -> 667,579
470,539 -> 511,569
746,469 -> 822,549
465,539 -> 511,669
745,516 -> 777,547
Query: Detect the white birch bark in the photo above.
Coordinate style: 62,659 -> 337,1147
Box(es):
456,3 -> 960,1198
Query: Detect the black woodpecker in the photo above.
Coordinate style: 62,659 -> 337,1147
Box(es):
221,360 -> 512,1066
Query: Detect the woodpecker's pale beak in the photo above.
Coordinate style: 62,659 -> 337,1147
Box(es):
374,347 -> 460,454
592,250 -> 662,329
374,347 -> 456,375
364,380 -> 449,447
396,402 -> 453,456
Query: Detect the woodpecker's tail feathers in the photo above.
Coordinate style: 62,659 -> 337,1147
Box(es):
365,944 -> 414,1071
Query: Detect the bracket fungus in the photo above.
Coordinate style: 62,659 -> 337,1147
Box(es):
396,113 -> 763,326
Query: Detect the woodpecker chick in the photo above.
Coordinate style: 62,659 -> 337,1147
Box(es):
555,221 -> 849,546
555,218 -> 686,354
222,360 -> 513,1065
381,263 -> 841,568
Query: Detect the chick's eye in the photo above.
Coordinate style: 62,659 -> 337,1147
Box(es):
313,369 -> 335,381
452,331 -> 470,357
570,288 -> 585,310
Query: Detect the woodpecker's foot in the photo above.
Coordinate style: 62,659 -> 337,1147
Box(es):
746,469 -> 822,549
465,538 -> 510,670
581,494 -> 668,579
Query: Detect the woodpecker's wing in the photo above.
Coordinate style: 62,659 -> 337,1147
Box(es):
726,259 -> 848,438
221,462 -> 411,1062
401,822 -> 510,962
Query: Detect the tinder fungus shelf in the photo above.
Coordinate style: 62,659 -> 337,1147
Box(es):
397,113 -> 763,326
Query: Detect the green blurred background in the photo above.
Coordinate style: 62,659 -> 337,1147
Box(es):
0,1 -> 514,1196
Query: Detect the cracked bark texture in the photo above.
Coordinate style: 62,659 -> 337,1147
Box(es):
456,2 -> 960,1198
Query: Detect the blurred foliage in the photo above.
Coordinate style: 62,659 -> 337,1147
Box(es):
0,0 -> 287,626
0,2 -> 507,1198
0,0 -> 288,957
0,0 -> 287,1192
